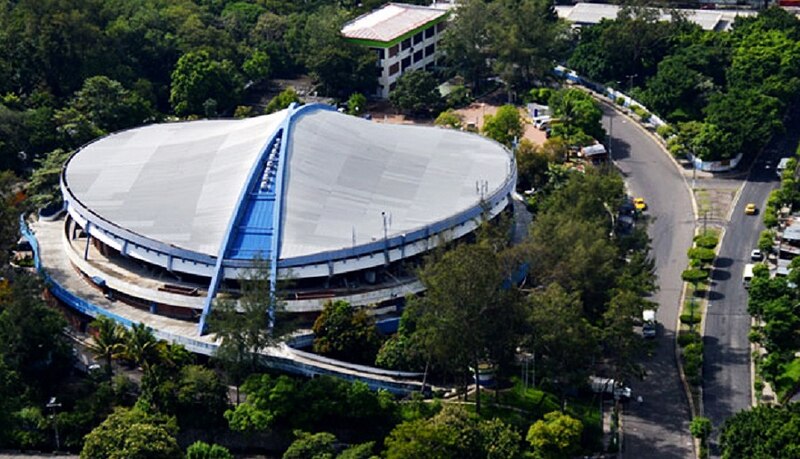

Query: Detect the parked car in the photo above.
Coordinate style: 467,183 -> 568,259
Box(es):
751,249 -> 763,261
634,197 -> 647,211
745,203 -> 758,215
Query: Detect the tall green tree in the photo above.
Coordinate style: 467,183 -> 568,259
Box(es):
547,88 -> 605,146
482,105 -> 522,147
526,283 -> 596,395
312,300 -> 382,364
384,405 -> 522,459
80,407 -> 180,459
526,411 -> 583,459
489,0 -> 570,97
210,259 -> 284,404
389,70 -> 443,116
87,316 -> 125,378
170,50 -> 242,116
720,404 -> 800,459
439,0 -> 494,91
411,243 -> 519,414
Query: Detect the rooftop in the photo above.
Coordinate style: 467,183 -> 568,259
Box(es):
554,3 -> 757,31
341,3 -> 448,43
63,105 -> 512,262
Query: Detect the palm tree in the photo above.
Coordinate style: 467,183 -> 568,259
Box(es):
86,316 -> 125,377
121,323 -> 159,374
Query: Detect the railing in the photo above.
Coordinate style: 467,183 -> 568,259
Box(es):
20,214 -> 217,355
20,214 -> 424,392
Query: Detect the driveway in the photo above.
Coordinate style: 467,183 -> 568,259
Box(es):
602,105 -> 696,459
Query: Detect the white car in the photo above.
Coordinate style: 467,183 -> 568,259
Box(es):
533,116 -> 551,129
751,249 -> 763,261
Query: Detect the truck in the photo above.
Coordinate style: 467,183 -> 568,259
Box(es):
743,263 -> 754,288
642,309 -> 657,339
589,376 -> 631,400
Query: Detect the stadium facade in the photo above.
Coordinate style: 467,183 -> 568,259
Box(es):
58,103 -> 516,334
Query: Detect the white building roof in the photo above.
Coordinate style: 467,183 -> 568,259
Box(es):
64,112 -> 286,256
341,3 -> 447,43
64,106 -> 513,261
281,110 -> 511,258
555,3 -> 757,31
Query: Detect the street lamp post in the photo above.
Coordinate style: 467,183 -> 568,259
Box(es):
627,73 -> 638,94
47,397 -> 61,451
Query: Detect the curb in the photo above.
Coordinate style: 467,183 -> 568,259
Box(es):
595,97 -> 700,220
596,95 -> 701,459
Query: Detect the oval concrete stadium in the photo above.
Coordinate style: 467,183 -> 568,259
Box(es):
59,104 -> 515,330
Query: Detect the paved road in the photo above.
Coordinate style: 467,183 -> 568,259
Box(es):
602,105 -> 696,459
704,123 -> 799,455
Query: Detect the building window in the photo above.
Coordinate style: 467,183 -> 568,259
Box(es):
413,50 -> 423,63
389,44 -> 399,58
373,48 -> 385,59
401,56 -> 411,70
413,32 -> 423,45
389,62 -> 400,75
425,27 -> 435,39
401,38 -> 411,50
425,62 -> 434,71
425,43 -> 435,57
390,82 -> 397,91
437,22 -> 447,33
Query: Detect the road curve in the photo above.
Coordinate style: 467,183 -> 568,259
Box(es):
602,105 -> 696,459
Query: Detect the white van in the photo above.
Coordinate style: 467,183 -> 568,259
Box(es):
743,263 -> 754,288
777,157 -> 791,178
642,309 -> 657,338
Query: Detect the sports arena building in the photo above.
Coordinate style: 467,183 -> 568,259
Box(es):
51,103 -> 515,335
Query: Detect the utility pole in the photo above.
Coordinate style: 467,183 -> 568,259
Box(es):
47,397 -> 61,451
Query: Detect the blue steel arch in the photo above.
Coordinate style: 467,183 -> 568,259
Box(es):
197,103 -> 336,334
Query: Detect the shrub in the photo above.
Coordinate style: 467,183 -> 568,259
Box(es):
688,247 -> 716,264
656,124 -> 674,139
632,105 -> 651,122
615,96 -> 626,106
694,233 -> 719,249
683,342 -> 704,385
445,85 -> 471,109
680,311 -> 702,325
678,331 -> 701,347
529,87 -> 553,104
763,212 -> 778,228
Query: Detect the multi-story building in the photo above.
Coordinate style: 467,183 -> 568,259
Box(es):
341,3 -> 451,99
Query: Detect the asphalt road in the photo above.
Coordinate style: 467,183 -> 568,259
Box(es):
703,124 -> 799,455
602,105 -> 696,459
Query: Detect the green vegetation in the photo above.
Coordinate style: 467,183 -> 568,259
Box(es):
482,105 -> 523,146
389,70 -> 443,116
690,416 -> 713,459
312,300 -> 382,364
720,404 -> 800,458
547,88 -> 605,146
440,0 -> 569,95
570,7 -> 800,162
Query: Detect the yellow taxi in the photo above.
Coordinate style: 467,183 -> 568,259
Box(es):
634,198 -> 647,212
745,203 -> 757,215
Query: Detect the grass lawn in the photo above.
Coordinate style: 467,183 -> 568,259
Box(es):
774,357 -> 800,402
464,379 -> 603,452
